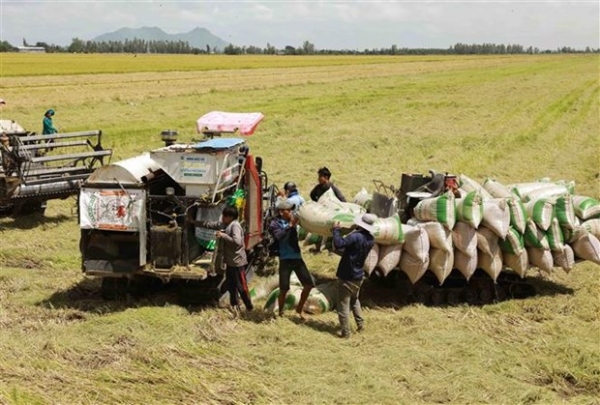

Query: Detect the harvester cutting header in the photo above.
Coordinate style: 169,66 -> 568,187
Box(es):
0,118 -> 111,216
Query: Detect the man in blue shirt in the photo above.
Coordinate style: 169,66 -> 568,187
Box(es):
269,198 -> 315,319
332,213 -> 376,338
276,181 -> 305,215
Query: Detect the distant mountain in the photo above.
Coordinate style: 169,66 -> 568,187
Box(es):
92,26 -> 229,51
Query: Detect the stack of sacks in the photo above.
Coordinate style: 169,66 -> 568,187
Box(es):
354,175 -> 599,287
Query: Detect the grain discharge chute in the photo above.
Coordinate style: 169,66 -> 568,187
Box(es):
78,112 -> 279,302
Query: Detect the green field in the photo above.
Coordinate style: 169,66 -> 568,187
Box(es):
1,54 -> 599,404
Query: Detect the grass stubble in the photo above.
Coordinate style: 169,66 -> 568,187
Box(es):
0,54 -> 599,404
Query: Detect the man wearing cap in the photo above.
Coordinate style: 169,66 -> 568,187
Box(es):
269,198 -> 315,319
332,213 -> 376,338
277,181 -> 305,214
42,109 -> 58,135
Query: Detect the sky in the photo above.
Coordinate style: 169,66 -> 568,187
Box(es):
1,1 -> 598,51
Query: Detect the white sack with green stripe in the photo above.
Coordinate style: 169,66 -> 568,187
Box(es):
507,197 -> 528,234
413,191 -> 456,230
455,191 -> 484,228
481,198 -> 510,238
525,198 -> 554,231
572,195 -> 600,220
459,174 -> 493,200
482,178 -> 514,199
372,213 -> 405,245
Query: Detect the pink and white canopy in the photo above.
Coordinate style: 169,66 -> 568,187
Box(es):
196,111 -> 264,136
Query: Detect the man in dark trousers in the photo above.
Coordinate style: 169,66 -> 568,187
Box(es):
191,205 -> 253,313
269,198 -> 315,319
332,213 -> 376,338
310,167 -> 346,202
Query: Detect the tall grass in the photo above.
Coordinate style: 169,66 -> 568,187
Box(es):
0,54 -> 599,404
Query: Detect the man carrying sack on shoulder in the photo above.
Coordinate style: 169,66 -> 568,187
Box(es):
332,213 -> 376,338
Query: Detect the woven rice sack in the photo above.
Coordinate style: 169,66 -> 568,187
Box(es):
525,198 -> 554,231
352,187 -> 371,207
264,286 -> 303,312
546,218 -> 565,252
524,184 -> 569,201
561,224 -> 587,244
455,191 -> 484,229
482,178 -> 514,199
570,232 -> 600,265
399,251 -> 429,284
459,174 -> 493,200
297,201 -> 350,236
318,188 -> 366,215
429,248 -> 454,285
582,218 -> 600,239
453,249 -> 478,280
572,195 -> 600,220
478,248 -> 503,281
499,226 -> 525,255
509,182 -> 555,201
481,198 -> 510,238
304,287 -> 333,315
476,226 -> 500,256
297,201 -> 335,236
413,191 -> 456,230
452,221 -> 477,255
523,219 -> 550,250
373,214 -> 405,245
363,243 -> 380,276
408,218 -> 453,253
503,249 -> 529,278
377,244 -> 402,276
552,245 -> 575,273
402,225 -> 430,263
527,247 -> 554,274
507,197 -> 528,234
554,195 -> 577,231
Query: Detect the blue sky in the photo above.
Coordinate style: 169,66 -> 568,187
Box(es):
1,1 -> 598,50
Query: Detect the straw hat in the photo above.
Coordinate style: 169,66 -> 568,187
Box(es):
354,213 -> 377,233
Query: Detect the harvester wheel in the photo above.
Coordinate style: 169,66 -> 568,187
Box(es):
464,287 -> 479,305
478,287 -> 494,304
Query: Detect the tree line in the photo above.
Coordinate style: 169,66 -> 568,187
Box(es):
2,38 -> 598,55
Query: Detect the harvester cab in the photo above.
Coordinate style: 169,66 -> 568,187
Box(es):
78,111 -> 278,302
0,118 -> 111,216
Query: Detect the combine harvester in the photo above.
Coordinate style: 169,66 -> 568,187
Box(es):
0,118 -> 111,216
78,112 -> 279,302
297,171 -> 600,307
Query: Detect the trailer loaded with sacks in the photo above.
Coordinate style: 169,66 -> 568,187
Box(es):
296,171 -> 600,307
